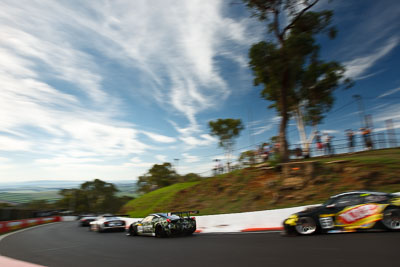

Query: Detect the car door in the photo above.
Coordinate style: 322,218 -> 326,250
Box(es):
137,216 -> 151,234
333,194 -> 378,228
150,216 -> 161,233
142,216 -> 154,234
317,195 -> 359,230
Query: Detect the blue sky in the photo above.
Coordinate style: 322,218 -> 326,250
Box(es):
0,0 -> 399,182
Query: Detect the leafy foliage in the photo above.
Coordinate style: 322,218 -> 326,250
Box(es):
244,0 -> 352,161
136,163 -> 202,193
208,118 -> 244,152
239,150 -> 257,166
56,179 -> 130,213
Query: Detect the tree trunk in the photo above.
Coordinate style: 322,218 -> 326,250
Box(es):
279,112 -> 289,162
294,105 -> 317,157
279,67 -> 290,162
279,50 -> 290,162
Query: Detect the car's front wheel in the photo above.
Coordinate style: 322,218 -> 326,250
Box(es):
295,217 -> 317,235
155,225 -> 165,238
128,225 -> 138,236
382,208 -> 400,231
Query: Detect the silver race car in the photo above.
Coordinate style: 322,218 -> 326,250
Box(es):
89,214 -> 126,233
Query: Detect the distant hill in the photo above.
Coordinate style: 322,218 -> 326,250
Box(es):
0,179 -> 138,204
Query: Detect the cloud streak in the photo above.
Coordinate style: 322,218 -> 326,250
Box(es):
344,37 -> 398,79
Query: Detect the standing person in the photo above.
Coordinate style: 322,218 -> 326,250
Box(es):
315,131 -> 323,155
364,127 -> 373,150
263,143 -> 270,161
361,127 -> 373,150
295,145 -> 303,159
346,129 -> 355,153
323,133 -> 334,156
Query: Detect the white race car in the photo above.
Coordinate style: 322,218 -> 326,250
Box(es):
89,214 -> 126,233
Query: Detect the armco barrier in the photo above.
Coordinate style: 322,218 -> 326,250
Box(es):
0,216 -> 61,234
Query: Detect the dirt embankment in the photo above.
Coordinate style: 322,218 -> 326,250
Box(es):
123,149 -> 400,216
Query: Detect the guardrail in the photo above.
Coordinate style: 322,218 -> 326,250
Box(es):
0,216 -> 61,234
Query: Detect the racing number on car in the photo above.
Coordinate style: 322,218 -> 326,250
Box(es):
337,204 -> 379,224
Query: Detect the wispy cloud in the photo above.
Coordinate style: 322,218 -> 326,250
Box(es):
169,120 -> 217,148
141,131 -> 176,144
250,116 -> 280,136
378,86 -> 400,98
0,136 -> 32,151
373,103 -> 400,123
78,0 -> 252,129
253,125 -> 274,135
182,153 -> 200,163
1,0 -> 253,180
344,37 -> 398,79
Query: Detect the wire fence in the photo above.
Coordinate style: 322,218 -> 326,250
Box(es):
298,131 -> 398,157
203,129 -> 399,177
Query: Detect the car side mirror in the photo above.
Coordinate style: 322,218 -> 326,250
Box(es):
326,204 -> 336,209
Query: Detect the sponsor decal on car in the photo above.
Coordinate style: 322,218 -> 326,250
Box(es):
336,204 -> 387,228
391,197 -> 400,206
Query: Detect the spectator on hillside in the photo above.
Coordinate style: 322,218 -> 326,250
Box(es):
346,129 -> 355,153
361,127 -> 373,150
315,131 -> 323,155
262,143 -> 270,161
295,145 -> 303,159
323,133 -> 334,156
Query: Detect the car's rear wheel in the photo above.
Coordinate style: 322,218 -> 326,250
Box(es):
382,208 -> 400,231
295,217 -> 317,235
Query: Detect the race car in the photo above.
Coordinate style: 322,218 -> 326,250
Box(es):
89,214 -> 126,233
126,211 -> 198,237
79,215 -> 97,226
283,191 -> 400,235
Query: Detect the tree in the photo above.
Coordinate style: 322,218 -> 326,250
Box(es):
208,118 -> 244,171
136,163 -> 179,193
57,179 -> 123,213
244,0 -> 352,161
80,179 -> 119,213
180,173 -> 202,182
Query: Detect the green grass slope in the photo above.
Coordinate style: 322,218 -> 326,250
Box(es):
122,148 -> 400,217
121,181 -> 200,217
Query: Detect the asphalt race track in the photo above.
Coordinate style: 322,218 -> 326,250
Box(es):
0,222 -> 399,267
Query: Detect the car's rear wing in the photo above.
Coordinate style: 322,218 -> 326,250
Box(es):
168,211 -> 199,218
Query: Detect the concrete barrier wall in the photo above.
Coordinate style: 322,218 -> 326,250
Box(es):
71,191 -> 400,233
0,216 -> 61,234
194,205 -> 317,233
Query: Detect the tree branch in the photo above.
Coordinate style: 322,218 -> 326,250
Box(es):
273,7 -> 284,45
282,0 -> 320,37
